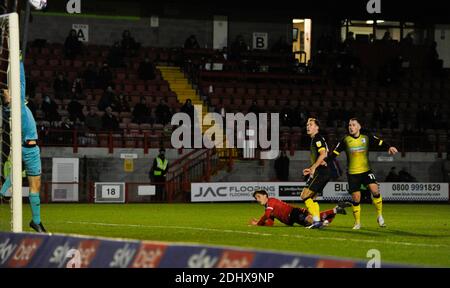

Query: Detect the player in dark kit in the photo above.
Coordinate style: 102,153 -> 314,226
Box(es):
250,190 -> 350,227
300,118 -> 331,229
328,118 -> 398,230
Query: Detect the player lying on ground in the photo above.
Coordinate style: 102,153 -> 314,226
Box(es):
0,60 -> 46,233
249,190 -> 350,227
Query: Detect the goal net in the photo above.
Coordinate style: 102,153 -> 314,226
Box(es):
0,12 -> 23,232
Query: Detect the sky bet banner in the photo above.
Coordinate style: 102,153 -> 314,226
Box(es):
191,182 -> 449,202
0,232 -> 408,268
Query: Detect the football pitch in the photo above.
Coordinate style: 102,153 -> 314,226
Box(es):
1,202 -> 449,267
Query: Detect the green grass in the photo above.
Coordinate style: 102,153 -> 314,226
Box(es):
1,203 -> 449,267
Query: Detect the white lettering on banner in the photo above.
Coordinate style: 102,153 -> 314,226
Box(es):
49,242 -> 75,268
0,239 -> 17,265
187,249 -> 218,268
109,244 -> 137,268
65,249 -> 81,268
280,258 -> 313,268
12,242 -> 38,262
191,182 -> 280,202
191,182 -> 449,202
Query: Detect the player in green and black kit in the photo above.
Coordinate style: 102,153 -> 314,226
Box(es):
300,118 -> 331,229
329,118 -> 398,230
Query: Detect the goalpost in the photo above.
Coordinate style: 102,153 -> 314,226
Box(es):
0,12 -> 22,232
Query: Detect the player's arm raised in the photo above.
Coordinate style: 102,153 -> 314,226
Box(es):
370,134 -> 398,155
328,138 -> 345,161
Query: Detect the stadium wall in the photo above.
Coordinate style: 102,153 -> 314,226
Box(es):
211,151 -> 449,183
39,148 -> 448,185
27,13 -> 290,48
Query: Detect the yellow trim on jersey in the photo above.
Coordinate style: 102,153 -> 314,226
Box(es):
318,147 -> 326,152
379,140 -> 383,146
333,150 -> 340,155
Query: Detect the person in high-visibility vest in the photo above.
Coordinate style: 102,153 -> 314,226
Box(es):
149,148 -> 169,201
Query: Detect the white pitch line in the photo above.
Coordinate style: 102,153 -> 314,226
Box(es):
66,221 -> 450,249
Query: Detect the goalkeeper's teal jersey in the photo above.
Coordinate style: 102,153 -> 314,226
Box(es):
20,61 -> 38,142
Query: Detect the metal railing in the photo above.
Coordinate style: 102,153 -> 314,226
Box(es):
39,148 -> 226,203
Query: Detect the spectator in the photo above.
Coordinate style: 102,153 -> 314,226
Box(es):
107,41 -> 125,68
184,35 -> 200,49
149,148 -> 169,201
398,167 -> 417,182
59,117 -> 75,145
83,63 -> 98,89
60,116 -> 74,130
98,86 -> 118,112
53,73 -> 70,99
67,96 -> 85,123
121,30 -> 139,57
274,150 -> 289,181
343,31 -> 355,47
102,106 -> 120,131
155,99 -> 172,125
180,98 -> 195,123
116,93 -> 131,113
64,29 -> 82,59
84,106 -> 102,131
97,63 -> 113,90
132,97 -> 152,124
71,76 -> 83,99
41,94 -> 61,124
381,31 -> 392,42
138,57 -> 156,80
385,167 -> 399,182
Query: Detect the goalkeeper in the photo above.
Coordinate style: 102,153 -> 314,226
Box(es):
0,60 -> 46,233
249,190 -> 350,227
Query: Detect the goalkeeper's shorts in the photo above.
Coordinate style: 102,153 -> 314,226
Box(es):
22,145 -> 41,176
